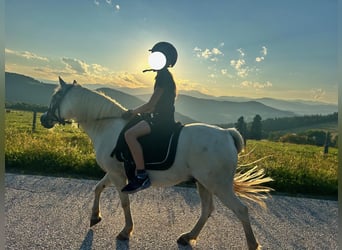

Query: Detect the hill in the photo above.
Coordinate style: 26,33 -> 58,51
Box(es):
253,97 -> 337,116
140,92 -> 338,116
5,72 -> 337,124
213,96 -> 337,116
175,94 -> 295,124
5,72 -> 56,106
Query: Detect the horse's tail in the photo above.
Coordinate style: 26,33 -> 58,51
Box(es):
226,128 -> 272,208
227,128 -> 273,208
233,166 -> 274,209
227,128 -> 244,154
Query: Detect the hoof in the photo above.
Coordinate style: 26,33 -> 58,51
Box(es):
116,232 -> 130,241
177,236 -> 190,246
90,217 -> 102,227
177,235 -> 196,246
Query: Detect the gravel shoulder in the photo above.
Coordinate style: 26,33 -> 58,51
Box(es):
5,173 -> 338,249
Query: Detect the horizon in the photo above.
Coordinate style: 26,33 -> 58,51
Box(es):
5,71 -> 338,106
5,1 -> 338,104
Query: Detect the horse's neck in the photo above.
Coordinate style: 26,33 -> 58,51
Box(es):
68,86 -> 127,152
69,86 -> 124,122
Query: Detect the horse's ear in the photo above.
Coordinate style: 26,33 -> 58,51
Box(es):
59,76 -> 66,87
73,80 -> 77,85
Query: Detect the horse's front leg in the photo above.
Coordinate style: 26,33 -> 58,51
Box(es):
90,171 -> 133,240
90,173 -> 112,226
177,182 -> 214,246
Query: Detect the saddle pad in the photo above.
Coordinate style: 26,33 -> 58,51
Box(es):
111,116 -> 183,170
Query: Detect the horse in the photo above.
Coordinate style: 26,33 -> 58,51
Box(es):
40,77 -> 273,250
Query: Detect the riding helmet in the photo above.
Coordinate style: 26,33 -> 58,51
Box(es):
149,42 -> 178,68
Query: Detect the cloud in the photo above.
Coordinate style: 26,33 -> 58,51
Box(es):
255,46 -> 268,62
117,72 -> 136,84
177,79 -> 214,95
212,48 -> 222,55
221,69 -> 227,75
5,48 -> 49,61
193,46 -> 223,60
62,57 -> 89,74
261,46 -> 267,56
90,63 -> 109,74
94,0 -> 120,11
230,59 -> 245,69
228,48 -> 253,77
311,88 -> 326,100
5,48 -> 154,89
237,48 -> 245,57
60,59 -> 149,88
193,46 -> 201,57
227,46 -> 269,77
239,80 -> 273,89
230,59 -> 249,77
255,56 -> 264,62
220,69 -> 234,78
201,49 -> 212,59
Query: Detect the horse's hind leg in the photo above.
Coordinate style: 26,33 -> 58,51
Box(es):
177,182 -> 214,246
90,173 -> 112,227
115,184 -> 133,240
215,188 -> 259,250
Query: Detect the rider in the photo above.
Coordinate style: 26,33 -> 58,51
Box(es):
121,42 -> 178,194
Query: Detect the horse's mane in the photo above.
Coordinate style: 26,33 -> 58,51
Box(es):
64,83 -> 127,122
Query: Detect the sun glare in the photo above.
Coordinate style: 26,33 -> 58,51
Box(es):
148,52 -> 166,70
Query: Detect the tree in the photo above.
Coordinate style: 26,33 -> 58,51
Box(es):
235,116 -> 247,146
306,130 -> 328,146
250,114 -> 262,140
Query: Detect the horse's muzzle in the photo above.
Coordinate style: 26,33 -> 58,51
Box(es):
40,112 -> 55,129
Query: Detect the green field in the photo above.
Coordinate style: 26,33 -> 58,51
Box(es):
5,110 -> 338,197
5,110 -> 103,179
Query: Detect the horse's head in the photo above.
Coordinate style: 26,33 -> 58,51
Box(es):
40,77 -> 76,128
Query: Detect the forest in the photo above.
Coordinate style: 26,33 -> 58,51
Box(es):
222,112 -> 338,147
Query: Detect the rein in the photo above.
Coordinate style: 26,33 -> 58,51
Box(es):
71,115 -> 122,125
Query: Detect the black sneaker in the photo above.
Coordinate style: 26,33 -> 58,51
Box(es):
121,175 -> 151,194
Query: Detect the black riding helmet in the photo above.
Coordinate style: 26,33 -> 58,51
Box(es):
149,41 -> 178,69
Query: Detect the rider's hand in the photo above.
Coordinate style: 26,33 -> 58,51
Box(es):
121,109 -> 134,120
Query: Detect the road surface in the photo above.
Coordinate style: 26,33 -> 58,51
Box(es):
5,173 -> 338,249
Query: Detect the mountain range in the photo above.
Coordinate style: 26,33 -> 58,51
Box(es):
5,72 -> 337,124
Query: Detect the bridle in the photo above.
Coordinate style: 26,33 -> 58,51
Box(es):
41,84 -> 74,128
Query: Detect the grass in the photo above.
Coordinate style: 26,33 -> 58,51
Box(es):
240,140 -> 337,196
5,110 -> 104,179
5,110 -> 338,197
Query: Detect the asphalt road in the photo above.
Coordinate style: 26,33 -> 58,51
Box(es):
5,173 -> 338,250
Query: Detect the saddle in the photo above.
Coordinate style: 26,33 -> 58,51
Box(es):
110,115 -> 183,181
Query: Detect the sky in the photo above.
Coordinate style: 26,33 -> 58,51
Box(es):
5,0 -> 338,104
